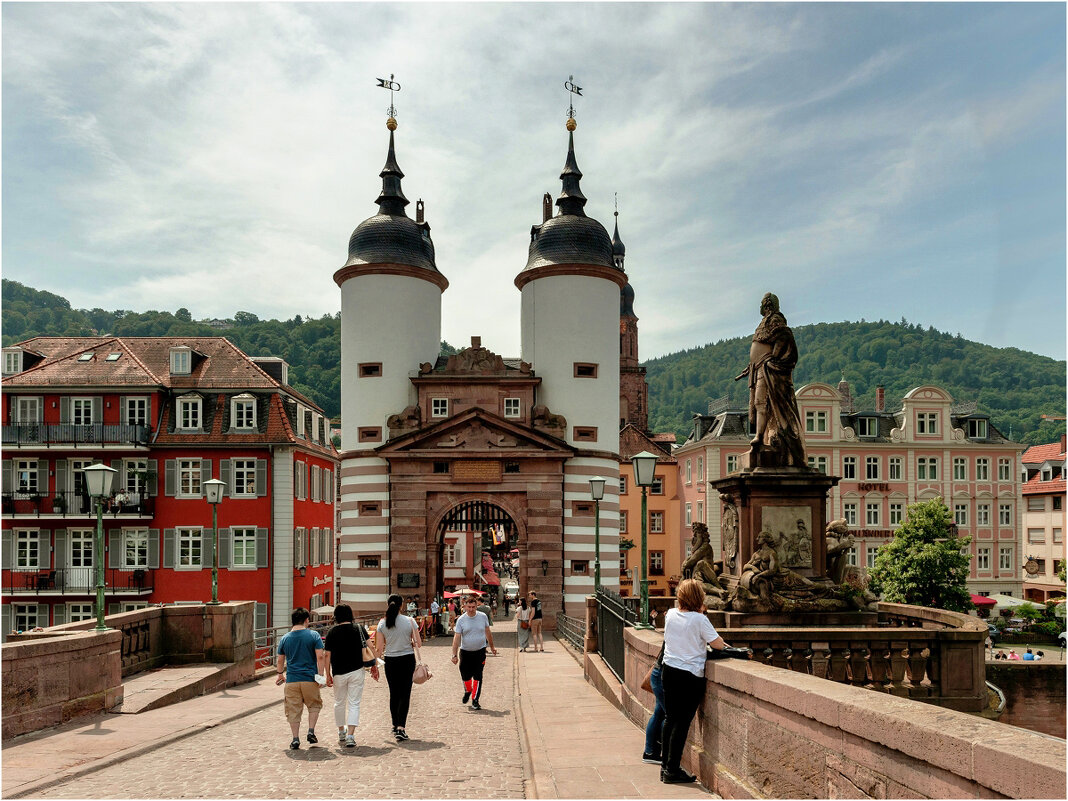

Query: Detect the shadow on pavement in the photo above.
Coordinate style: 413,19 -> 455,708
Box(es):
284,747 -> 339,761
397,738 -> 447,751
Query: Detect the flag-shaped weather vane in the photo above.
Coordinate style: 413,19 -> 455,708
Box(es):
564,74 -> 582,131
376,73 -> 401,130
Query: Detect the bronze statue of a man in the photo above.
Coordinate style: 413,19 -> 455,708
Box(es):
736,292 -> 806,467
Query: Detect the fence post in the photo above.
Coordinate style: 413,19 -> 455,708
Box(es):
585,595 -> 598,654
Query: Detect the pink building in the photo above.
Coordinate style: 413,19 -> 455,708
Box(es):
1020,435 -> 1066,602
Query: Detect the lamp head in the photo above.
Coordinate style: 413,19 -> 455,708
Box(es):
203,478 -> 226,505
588,476 -> 606,501
83,463 -> 118,498
631,451 -> 660,487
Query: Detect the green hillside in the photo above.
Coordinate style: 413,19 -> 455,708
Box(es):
3,280 -> 1064,446
647,320 -> 1066,446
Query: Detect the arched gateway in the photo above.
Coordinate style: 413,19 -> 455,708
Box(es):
435,500 -> 518,600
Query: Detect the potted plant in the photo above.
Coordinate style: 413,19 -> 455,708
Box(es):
51,494 -> 67,514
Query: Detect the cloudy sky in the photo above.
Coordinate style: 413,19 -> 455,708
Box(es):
3,3 -> 1065,361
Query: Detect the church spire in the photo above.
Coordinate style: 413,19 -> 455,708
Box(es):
611,198 -> 626,269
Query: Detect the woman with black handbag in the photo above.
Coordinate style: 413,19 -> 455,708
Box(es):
374,593 -> 421,742
324,603 -> 379,748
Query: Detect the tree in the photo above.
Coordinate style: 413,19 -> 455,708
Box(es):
175,307 -> 192,322
868,497 -> 974,613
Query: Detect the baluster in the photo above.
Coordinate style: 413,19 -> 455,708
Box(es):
810,644 -> 831,679
906,641 -> 930,698
781,647 -> 796,672
802,647 -> 815,676
761,647 -> 775,666
827,648 -> 850,683
849,646 -> 871,687
869,644 -> 891,688
922,645 -> 938,697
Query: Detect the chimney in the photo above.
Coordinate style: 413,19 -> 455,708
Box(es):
542,192 -> 552,223
1061,433 -> 1066,454
416,199 -> 425,223
837,375 -> 851,405
876,385 -> 885,413
471,336 -> 481,349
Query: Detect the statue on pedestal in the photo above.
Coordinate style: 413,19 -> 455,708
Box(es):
825,518 -> 855,585
680,522 -> 727,601
735,293 -> 806,468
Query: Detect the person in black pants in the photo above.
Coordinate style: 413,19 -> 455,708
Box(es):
373,593 -> 421,742
451,595 -> 497,709
659,578 -> 732,784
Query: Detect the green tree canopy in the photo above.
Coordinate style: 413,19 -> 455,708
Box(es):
868,497 -> 974,613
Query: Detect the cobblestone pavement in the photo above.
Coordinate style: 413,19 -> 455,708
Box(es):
35,635 -> 525,800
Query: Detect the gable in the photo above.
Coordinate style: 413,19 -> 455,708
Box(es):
378,407 -> 573,456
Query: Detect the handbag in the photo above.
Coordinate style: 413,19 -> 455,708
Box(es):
359,625 -> 375,666
412,627 -> 433,685
520,619 -> 530,630
640,665 -> 654,693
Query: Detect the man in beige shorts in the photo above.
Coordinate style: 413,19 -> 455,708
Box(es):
276,607 -> 326,749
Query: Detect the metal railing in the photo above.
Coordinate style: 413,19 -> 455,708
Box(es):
4,567 -> 153,595
254,614 -> 380,670
1,422 -> 151,446
596,587 -> 637,682
555,612 -> 585,651
2,490 -> 155,518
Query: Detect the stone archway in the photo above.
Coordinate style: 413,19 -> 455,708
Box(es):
431,497 -> 524,605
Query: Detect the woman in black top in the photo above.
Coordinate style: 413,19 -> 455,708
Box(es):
324,603 -> 378,748
528,591 -> 544,652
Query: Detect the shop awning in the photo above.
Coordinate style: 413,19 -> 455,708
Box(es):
483,573 -> 501,586
970,594 -> 996,607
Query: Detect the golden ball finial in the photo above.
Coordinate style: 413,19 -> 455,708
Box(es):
386,117 -> 398,131
566,117 -> 577,132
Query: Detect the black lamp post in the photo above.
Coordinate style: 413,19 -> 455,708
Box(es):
588,477 -> 606,590
631,451 -> 659,629
204,478 -> 225,605
83,463 -> 117,632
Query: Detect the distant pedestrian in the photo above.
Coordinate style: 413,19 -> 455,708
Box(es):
374,593 -> 422,742
516,598 -> 532,652
1023,648 -> 1035,661
324,603 -> 378,748
451,595 -> 497,710
407,596 -> 417,616
276,607 -> 326,750
1008,649 -> 1021,660
528,591 -> 544,652
1035,650 -> 1045,661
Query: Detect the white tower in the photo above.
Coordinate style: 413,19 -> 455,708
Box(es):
334,118 -> 447,612
515,117 -> 624,608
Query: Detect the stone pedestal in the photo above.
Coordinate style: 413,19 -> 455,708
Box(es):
710,468 -> 840,585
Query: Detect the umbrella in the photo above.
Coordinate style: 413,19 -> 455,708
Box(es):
970,594 -> 996,607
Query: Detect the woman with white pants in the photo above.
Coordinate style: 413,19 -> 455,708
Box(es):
324,603 -> 378,747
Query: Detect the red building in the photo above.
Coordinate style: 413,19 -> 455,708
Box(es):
1,337 -> 338,639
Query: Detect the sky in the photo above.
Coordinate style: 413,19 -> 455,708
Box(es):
3,3 -> 1065,362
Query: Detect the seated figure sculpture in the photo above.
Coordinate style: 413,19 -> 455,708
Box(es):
825,518 -> 855,585
738,529 -> 781,602
680,522 -> 727,599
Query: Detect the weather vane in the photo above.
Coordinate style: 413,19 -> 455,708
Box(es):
614,192 -> 619,218
564,74 -> 582,129
376,74 -> 401,129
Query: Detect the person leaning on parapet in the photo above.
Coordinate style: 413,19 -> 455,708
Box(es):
276,607 -> 327,750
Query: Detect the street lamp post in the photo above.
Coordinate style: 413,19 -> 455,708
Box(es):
588,477 -> 606,590
83,463 -> 117,632
203,479 -> 226,605
631,451 -> 659,630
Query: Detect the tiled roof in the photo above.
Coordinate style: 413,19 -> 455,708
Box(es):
1022,476 -> 1066,496
619,424 -> 676,462
1021,441 -> 1066,465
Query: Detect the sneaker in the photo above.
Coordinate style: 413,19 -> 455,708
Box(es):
462,691 -> 471,704
289,737 -> 300,750
661,769 -> 697,784
395,729 -> 409,742
641,752 -> 661,765
306,730 -> 317,744
338,731 -> 348,745
345,734 -> 356,748
471,700 -> 481,710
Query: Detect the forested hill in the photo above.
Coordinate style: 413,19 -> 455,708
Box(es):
646,320 -> 1065,446
3,280 -> 1064,446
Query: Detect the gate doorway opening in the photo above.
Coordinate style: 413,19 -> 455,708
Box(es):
436,500 -> 519,619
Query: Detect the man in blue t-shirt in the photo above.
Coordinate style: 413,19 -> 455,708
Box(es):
450,595 -> 497,710
276,607 -> 326,749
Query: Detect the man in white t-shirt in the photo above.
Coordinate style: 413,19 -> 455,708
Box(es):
450,596 -> 497,710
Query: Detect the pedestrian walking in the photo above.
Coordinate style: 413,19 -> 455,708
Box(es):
528,591 -> 544,652
373,593 -> 422,742
451,595 -> 497,710
276,607 -> 327,750
324,603 -> 379,748
516,598 -> 532,652
659,578 -> 734,784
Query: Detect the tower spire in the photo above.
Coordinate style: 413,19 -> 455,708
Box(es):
611,195 -> 626,269
557,75 -> 587,217
374,74 -> 408,216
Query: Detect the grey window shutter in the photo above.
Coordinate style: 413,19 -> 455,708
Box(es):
220,460 -> 231,496
37,605 -> 50,629
92,397 -> 102,423
201,529 -> 213,569
146,460 -> 158,495
56,461 -> 68,494
164,460 -> 176,496
108,602 -> 120,615
311,527 -> 319,567
326,529 -> 333,565
148,529 -> 160,569
37,462 -> 48,495
53,605 -> 67,626
60,397 -> 70,423
111,459 -> 123,485
294,529 -> 301,567
108,531 -> 121,569
255,602 -> 268,634
2,530 -> 12,570
256,528 -> 269,568
163,529 -> 176,568
219,527 -> 231,569
201,459 -> 212,488
256,459 -> 267,497
54,530 -> 67,571
119,396 -> 128,424
304,462 -> 310,499
2,460 -> 12,494
1,607 -> 10,642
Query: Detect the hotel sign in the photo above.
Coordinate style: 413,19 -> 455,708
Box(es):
857,483 -> 890,492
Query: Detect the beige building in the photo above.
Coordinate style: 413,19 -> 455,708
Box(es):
675,382 -> 1024,597
1020,435 -> 1066,602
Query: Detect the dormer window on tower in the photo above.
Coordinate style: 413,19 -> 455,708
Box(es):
231,394 -> 256,431
170,347 -> 192,375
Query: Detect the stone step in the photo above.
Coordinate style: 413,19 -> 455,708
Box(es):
114,663 -> 236,714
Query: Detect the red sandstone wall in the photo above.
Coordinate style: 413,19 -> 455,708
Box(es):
986,662 -> 1067,739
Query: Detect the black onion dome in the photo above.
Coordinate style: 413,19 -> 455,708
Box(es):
343,130 -> 439,272
524,130 -> 615,271
621,281 -> 636,317
612,217 -> 626,257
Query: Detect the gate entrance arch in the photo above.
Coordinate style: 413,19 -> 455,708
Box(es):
435,500 -> 518,603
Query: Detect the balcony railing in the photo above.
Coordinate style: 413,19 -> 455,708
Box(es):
3,567 -> 154,595
1,423 -> 151,447
2,491 -> 155,518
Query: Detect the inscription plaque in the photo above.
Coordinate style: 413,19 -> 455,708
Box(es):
397,573 -> 421,588
453,460 -> 502,483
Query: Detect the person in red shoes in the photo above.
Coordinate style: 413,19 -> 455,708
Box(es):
450,595 -> 497,710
